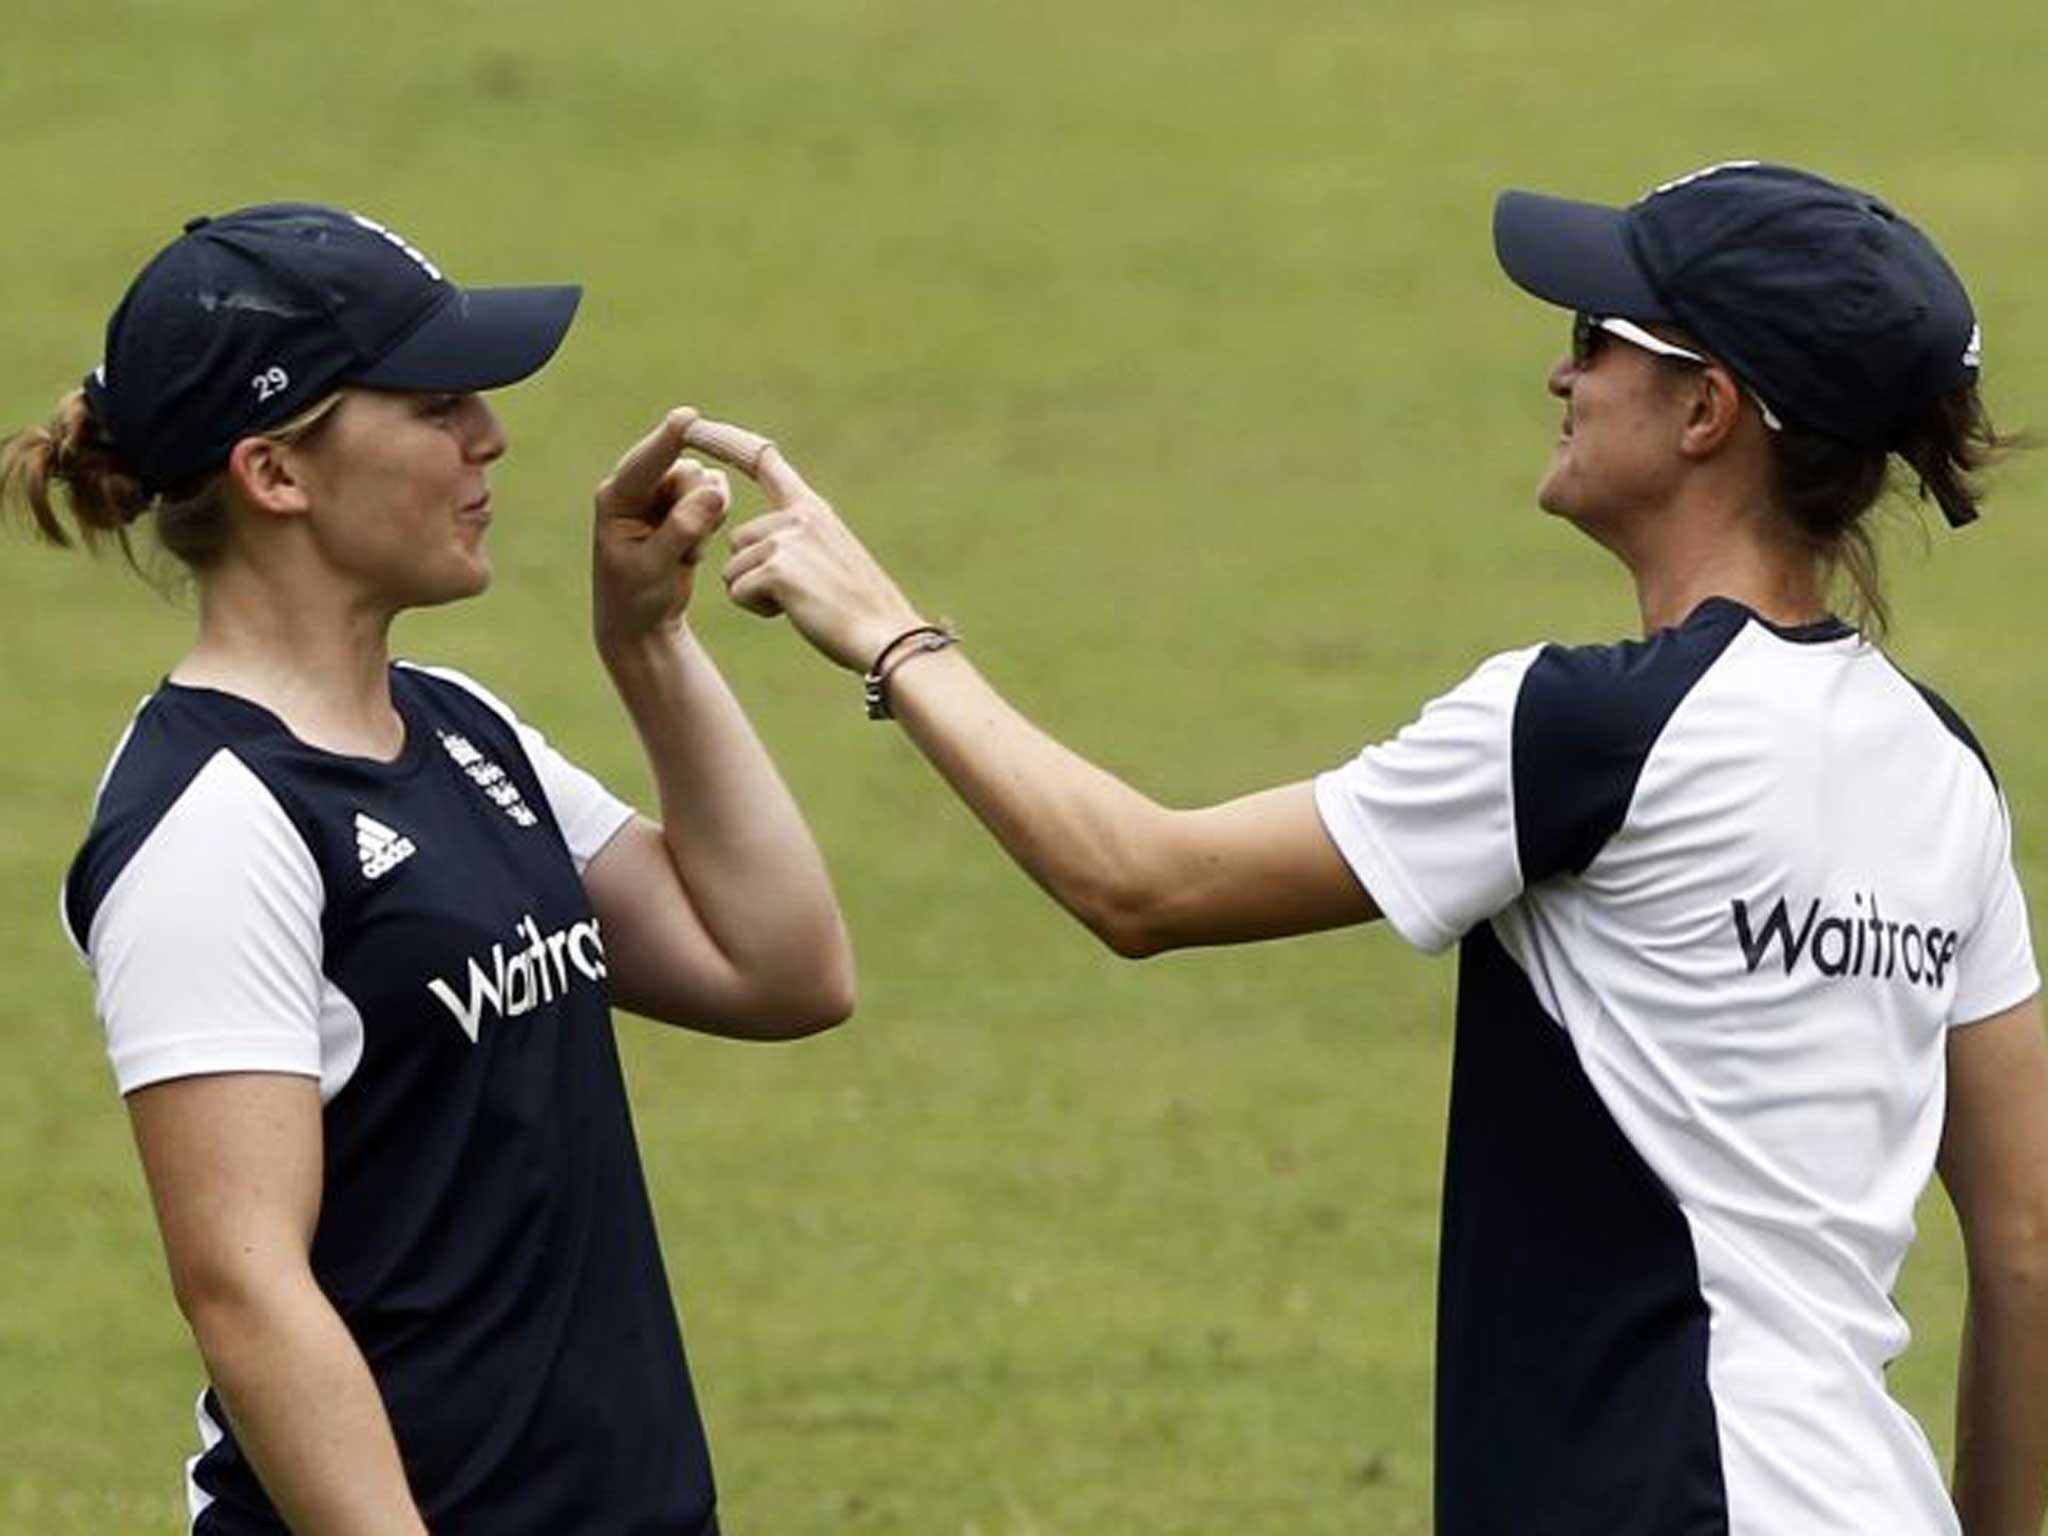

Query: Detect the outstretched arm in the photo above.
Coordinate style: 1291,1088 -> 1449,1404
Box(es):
582,410 -> 854,1038
709,426 -> 1377,956
1940,994 -> 2048,1536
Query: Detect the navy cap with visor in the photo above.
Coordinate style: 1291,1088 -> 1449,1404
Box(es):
1492,162 -> 1982,521
84,203 -> 581,493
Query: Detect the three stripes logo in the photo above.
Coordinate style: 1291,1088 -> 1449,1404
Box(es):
355,812 -> 417,880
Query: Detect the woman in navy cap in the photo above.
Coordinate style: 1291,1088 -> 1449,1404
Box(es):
3,205 -> 852,1533
703,163 -> 2048,1535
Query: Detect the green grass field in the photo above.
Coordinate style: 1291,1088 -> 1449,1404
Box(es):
4,2 -> 2045,1529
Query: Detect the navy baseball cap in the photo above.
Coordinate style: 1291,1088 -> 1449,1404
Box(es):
1493,162 -> 1981,459
84,203 -> 581,492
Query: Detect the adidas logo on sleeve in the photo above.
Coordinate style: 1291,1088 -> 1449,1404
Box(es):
355,812 -> 417,879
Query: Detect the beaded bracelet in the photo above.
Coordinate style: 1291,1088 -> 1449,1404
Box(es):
863,622 -> 959,720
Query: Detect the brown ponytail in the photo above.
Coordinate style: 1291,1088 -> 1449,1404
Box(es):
1764,382 -> 2021,640
1894,387 -> 2012,537
0,389 -> 150,562
2,387 -> 346,578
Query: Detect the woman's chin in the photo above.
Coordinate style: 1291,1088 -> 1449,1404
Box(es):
402,553 -> 493,610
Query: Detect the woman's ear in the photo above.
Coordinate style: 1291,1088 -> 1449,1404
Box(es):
1678,365 -> 1745,459
225,435 -> 314,519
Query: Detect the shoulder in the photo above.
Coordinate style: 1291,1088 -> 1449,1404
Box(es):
1510,599 -> 1754,880
69,699 -> 331,1095
64,688 -> 310,952
1880,664 -> 2001,796
1513,597 -> 1753,752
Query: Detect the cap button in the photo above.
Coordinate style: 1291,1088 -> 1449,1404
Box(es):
182,215 -> 213,233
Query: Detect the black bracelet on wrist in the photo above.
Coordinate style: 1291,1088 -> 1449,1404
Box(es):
863,622 -> 959,720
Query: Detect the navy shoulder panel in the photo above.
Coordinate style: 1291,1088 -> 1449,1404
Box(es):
62,688 -> 288,949
1512,599 -> 1750,883
1901,675 -> 1999,795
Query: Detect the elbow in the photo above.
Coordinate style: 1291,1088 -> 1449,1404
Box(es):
751,998 -> 853,1042
169,1261 -> 308,1369
168,1255 -> 266,1329
737,978 -> 856,1040
752,931 -> 857,1040
776,973 -> 857,1039
1057,808 -> 1195,960
1088,909 -> 1171,960
804,926 -> 858,1031
178,1285 -> 255,1365
1071,878 -> 1180,961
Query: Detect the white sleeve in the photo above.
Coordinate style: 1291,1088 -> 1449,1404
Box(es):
89,750 -> 327,1094
407,665 -> 636,872
1951,795 -> 2040,1026
1312,646 -> 1540,954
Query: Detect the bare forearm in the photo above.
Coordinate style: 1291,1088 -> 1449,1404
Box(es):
866,640 -> 1375,954
1955,1275 -> 2048,1536
710,440 -> 1376,954
883,644 -> 1177,950
600,622 -> 848,980
187,1278 -> 425,1535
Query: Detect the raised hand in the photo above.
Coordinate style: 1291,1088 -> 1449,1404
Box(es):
591,408 -> 731,647
683,417 -> 926,673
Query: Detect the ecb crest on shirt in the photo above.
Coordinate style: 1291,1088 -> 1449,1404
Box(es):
439,729 -> 539,828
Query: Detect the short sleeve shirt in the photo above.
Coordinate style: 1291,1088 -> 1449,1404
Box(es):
64,664 -> 719,1535
1313,598 -> 2037,1536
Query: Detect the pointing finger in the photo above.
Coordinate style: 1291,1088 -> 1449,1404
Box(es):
681,415 -> 817,505
603,407 -> 700,506
680,418 -> 772,477
750,443 -> 817,505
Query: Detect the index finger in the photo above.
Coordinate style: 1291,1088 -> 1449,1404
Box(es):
605,407 -> 700,503
682,415 -> 816,504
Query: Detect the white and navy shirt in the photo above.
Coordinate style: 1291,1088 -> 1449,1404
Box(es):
1314,597 -> 2038,1536
63,665 -> 718,1534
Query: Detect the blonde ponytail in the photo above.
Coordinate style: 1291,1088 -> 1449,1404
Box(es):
3,386 -> 346,576
0,389 -> 150,560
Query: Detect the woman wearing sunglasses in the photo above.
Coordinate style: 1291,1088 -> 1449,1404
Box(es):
706,162 -> 2046,1535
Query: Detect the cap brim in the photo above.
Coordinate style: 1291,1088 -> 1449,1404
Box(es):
1493,191 -> 1669,321
354,284 -> 581,393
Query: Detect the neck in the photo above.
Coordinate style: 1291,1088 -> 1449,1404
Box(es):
1604,489 -> 1827,638
176,557 -> 405,759
1630,546 -> 1827,636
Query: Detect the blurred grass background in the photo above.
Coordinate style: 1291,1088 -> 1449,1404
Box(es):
3,2 -> 2044,1530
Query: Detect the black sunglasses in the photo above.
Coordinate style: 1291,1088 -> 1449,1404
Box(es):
1567,313 -> 1784,430
1570,312 -> 1710,368
1569,311 -> 1605,366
